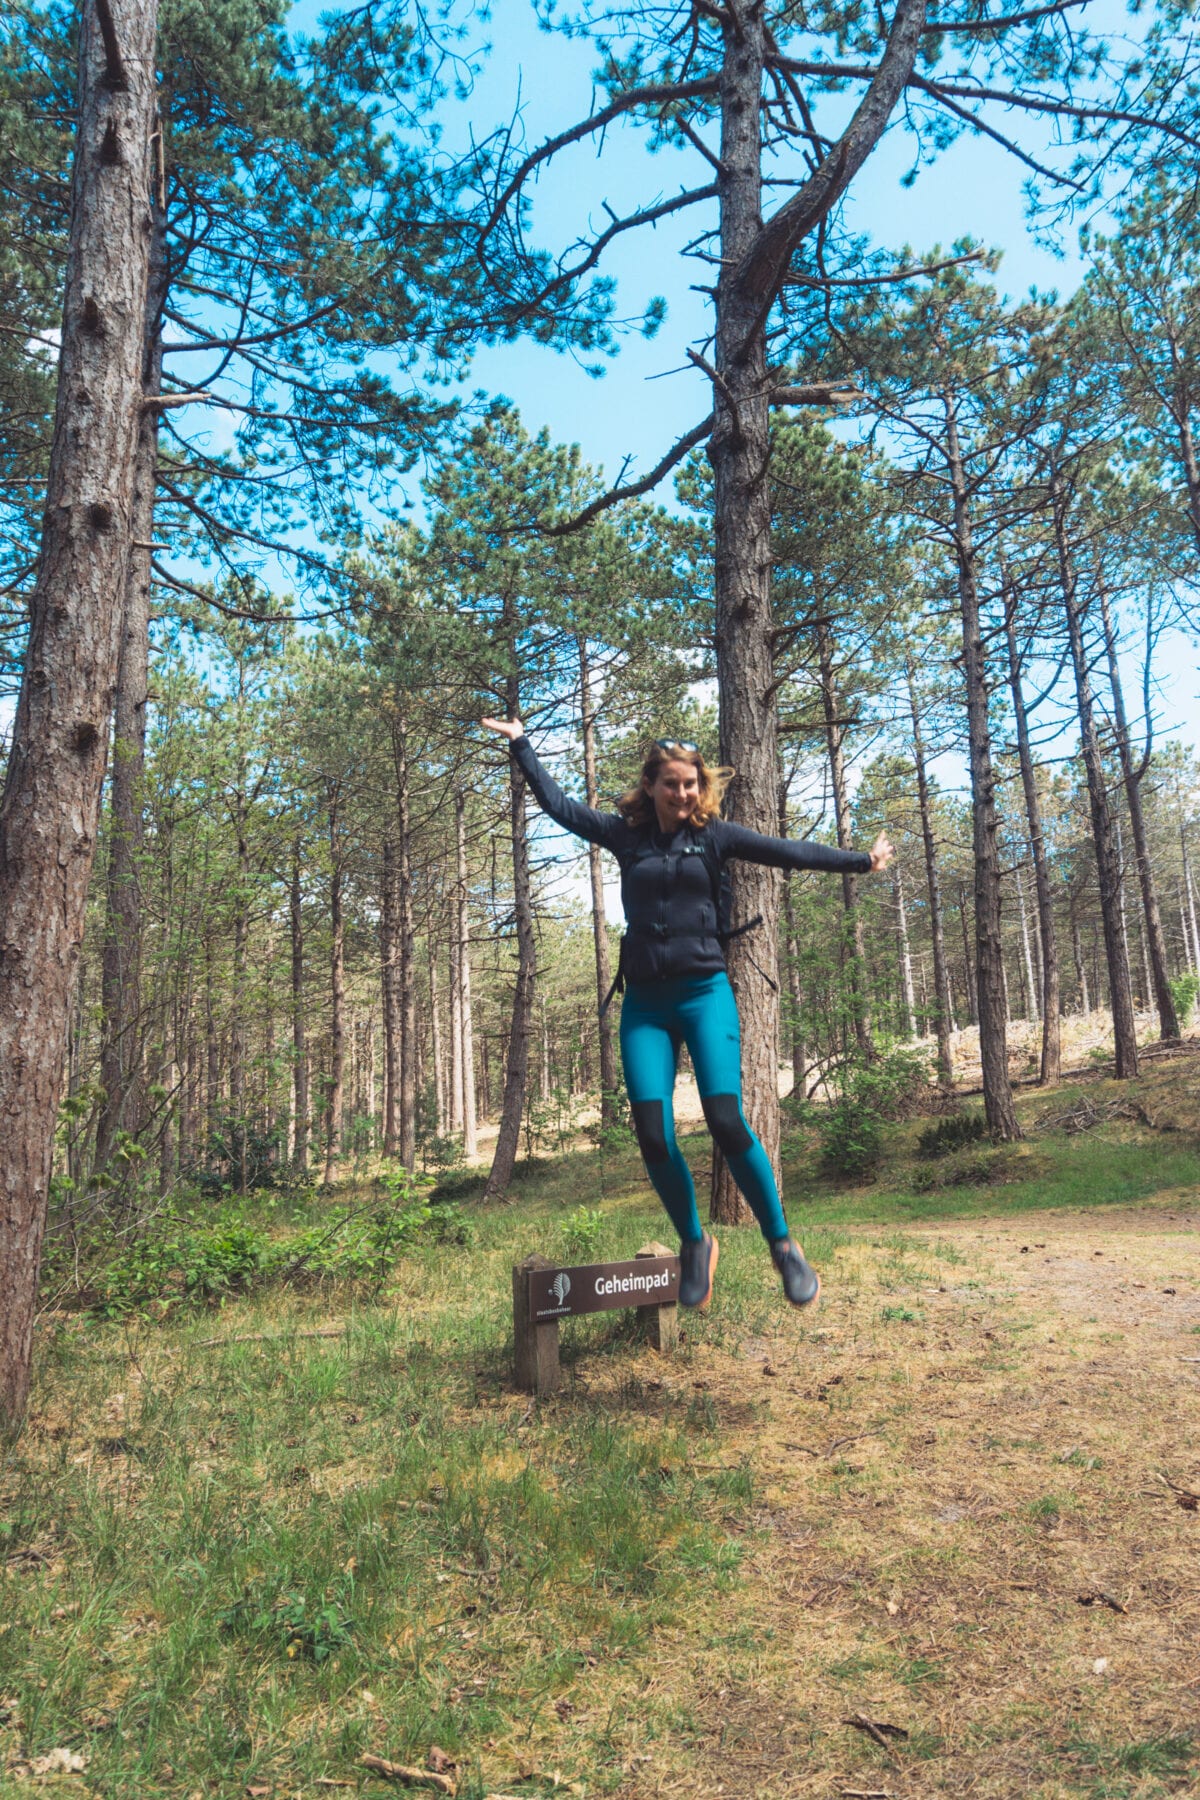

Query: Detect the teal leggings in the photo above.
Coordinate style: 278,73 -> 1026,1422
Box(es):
618,972 -> 789,1246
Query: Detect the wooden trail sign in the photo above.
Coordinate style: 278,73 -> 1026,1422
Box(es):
513,1242 -> 680,1395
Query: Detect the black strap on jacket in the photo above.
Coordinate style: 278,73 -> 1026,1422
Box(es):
599,912 -> 777,1017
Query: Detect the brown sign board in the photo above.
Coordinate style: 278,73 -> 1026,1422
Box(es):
527,1255 -> 680,1322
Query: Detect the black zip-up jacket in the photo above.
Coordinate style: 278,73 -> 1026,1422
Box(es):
512,735 -> 873,985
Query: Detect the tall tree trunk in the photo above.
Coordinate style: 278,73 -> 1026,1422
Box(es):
782,876 -> 807,1100
390,718 -> 418,1171
381,839 -> 401,1156
893,857 -> 916,1040
1053,482 -> 1138,1077
291,843 -> 308,1171
0,0 -> 159,1425
430,951 -> 447,1135
945,401 -> 1018,1137
323,791 -> 344,1185
1071,909 -> 1090,1013
1179,780 -> 1200,973
708,2 -> 777,1229
958,883 -> 977,1026
577,636 -> 619,1123
816,617 -> 874,1058
95,188 -> 167,1177
455,789 -> 478,1158
1115,815 -> 1133,1006
778,777 -> 808,1101
1015,858 -> 1039,1021
906,663 -> 955,1088
1003,601 -> 1060,1082
700,0 -> 926,1217
484,663 -> 536,1201
231,881 -> 248,1191
449,922 -> 464,1136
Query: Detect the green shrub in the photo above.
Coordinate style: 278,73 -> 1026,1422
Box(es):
561,1204 -> 605,1260
1170,971 -> 1200,1026
91,1171 -> 462,1315
98,1221 -> 272,1314
916,1112 -> 989,1160
817,1047 -> 931,1179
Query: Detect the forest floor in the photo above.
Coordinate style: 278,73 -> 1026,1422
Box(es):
3,1057 -> 1200,1799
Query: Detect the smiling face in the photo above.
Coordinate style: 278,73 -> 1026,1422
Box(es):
645,757 -> 701,832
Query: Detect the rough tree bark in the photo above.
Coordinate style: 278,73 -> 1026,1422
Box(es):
291,841 -> 309,1171
389,717 -> 418,1171
484,664 -> 536,1202
905,662 -> 955,1088
944,400 -> 1019,1137
0,0 -> 159,1426
94,151 -> 167,1179
454,789 -> 478,1158
578,636 -> 619,1123
1097,580 -> 1179,1040
1052,481 -> 1138,1077
323,787 -> 345,1184
894,857 -> 917,1040
1003,597 -> 1061,1083
815,616 -> 874,1059
381,839 -> 400,1156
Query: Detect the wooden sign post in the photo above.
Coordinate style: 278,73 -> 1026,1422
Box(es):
513,1241 -> 680,1396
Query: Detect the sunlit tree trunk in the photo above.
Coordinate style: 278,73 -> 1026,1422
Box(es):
1003,600 -> 1060,1082
905,663 -> 955,1088
578,636 -> 619,1123
894,857 -> 916,1040
0,0 -> 160,1424
455,789 -> 478,1158
945,401 -> 1018,1136
816,617 -> 873,1059
323,788 -> 344,1184
1053,481 -> 1137,1077
484,655 -> 536,1201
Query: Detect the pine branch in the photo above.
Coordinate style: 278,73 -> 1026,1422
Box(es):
479,78 -> 721,242
544,415 -> 715,536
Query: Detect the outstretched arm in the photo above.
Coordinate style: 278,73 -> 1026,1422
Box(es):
714,820 -> 895,875
481,718 -> 624,852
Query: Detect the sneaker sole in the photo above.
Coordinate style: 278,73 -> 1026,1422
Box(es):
786,1265 -> 821,1311
696,1233 -> 718,1313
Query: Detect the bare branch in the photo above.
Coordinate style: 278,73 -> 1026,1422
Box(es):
480,78 -> 721,242
736,0 -> 929,319
785,247 -> 986,289
770,382 -> 864,405
93,0 -> 128,89
545,415 -> 715,536
922,0 -> 1088,34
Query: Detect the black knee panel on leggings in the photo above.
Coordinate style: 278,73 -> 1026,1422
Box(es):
630,1098 -> 670,1165
701,1092 -> 753,1156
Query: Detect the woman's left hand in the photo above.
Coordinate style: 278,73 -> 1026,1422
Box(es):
868,831 -> 895,872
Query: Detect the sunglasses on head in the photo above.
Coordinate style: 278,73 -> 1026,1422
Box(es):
653,738 -> 699,754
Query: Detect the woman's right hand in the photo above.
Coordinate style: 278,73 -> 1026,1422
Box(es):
481,716 -> 525,742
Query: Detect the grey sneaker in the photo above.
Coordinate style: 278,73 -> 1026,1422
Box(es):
770,1237 -> 820,1308
678,1232 -> 718,1311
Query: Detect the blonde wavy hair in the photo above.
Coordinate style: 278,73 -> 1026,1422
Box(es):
617,740 -> 733,829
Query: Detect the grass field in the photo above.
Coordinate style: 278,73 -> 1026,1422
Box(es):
3,1059 -> 1199,1799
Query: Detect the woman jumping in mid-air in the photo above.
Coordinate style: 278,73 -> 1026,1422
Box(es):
482,720 -> 894,1313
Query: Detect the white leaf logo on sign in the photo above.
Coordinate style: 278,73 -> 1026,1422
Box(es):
550,1272 -> 571,1306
